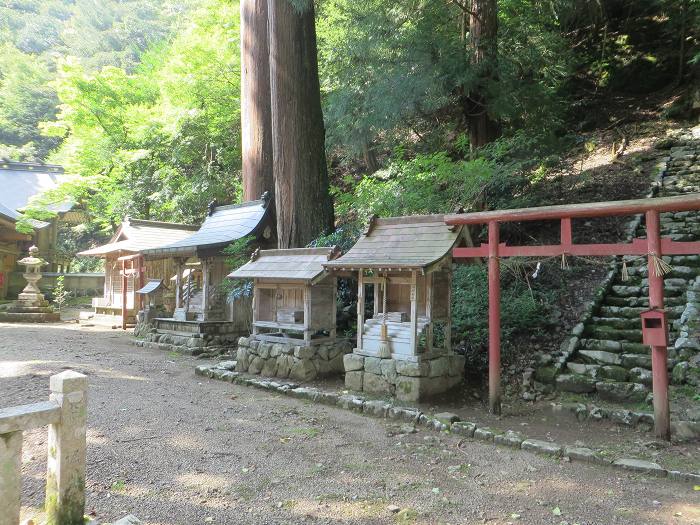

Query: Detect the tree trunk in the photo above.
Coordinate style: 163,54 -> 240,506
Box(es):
676,0 -> 689,86
465,0 -> 500,149
241,0 -> 274,201
268,0 -> 334,248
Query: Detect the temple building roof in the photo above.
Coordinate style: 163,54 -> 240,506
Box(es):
78,218 -> 198,257
0,161 -> 72,215
324,214 -> 464,271
228,247 -> 338,283
142,197 -> 273,259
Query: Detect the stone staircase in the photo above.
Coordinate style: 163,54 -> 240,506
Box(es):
542,127 -> 700,404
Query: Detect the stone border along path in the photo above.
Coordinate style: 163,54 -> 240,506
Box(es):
194,361 -> 700,485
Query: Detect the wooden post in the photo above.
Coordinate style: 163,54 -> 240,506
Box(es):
357,270 -> 364,349
201,258 -> 209,321
373,280 -> 380,318
646,209 -> 671,440
174,259 -> 183,310
185,267 -> 192,315
410,270 -> 418,355
0,431 -> 22,525
330,279 -> 337,339
121,258 -> 127,330
46,371 -> 87,525
425,273 -> 433,354
488,221 -> 501,415
446,268 -> 453,354
138,255 -> 145,312
252,279 -> 260,336
303,284 -> 312,344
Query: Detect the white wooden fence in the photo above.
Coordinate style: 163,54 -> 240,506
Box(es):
0,370 -> 87,525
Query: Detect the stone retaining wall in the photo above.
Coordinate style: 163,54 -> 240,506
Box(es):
343,353 -> 465,402
235,337 -> 352,381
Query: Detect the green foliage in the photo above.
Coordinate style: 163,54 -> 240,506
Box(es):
51,275 -> 70,310
0,0 -> 181,159
316,0 -> 574,161
222,235 -> 255,301
335,153 -> 496,224
451,264 -> 552,371
44,0 -> 241,230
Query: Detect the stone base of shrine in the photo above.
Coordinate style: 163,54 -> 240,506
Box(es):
343,352 -> 465,402
133,316 -> 244,355
235,337 -> 352,382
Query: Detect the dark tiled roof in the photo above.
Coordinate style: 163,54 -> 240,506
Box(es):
324,215 -> 463,270
78,218 -> 198,257
0,161 -> 71,214
229,247 -> 337,282
143,199 -> 270,257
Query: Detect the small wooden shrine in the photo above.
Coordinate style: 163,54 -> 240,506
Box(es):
229,247 -> 339,345
78,218 -> 198,327
325,214 -> 468,401
228,247 -> 351,381
136,195 -> 276,354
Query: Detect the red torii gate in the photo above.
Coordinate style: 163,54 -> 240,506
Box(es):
445,193 -> 700,440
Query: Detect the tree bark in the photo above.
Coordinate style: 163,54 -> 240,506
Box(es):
241,0 -> 274,201
268,0 -> 334,248
465,0 -> 500,149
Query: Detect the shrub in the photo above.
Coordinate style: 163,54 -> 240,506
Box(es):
451,263 -> 552,373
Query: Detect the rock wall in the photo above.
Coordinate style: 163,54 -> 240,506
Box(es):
343,353 -> 465,402
235,337 -> 352,381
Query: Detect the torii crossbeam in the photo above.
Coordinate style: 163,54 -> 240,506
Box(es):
445,193 -> 700,440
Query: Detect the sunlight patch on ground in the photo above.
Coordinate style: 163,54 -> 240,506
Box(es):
177,472 -> 231,491
0,360 -> 60,378
288,497 -> 391,520
166,433 -> 202,451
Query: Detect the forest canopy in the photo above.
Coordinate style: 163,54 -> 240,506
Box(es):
0,0 -> 697,237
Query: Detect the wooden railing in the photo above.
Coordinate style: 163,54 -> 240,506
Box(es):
0,371 -> 87,525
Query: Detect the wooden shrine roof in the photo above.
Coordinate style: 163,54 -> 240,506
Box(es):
228,247 -> 338,283
142,198 -> 271,258
325,214 -> 463,271
78,218 -> 198,257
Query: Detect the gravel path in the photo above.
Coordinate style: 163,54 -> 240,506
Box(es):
1,322 -> 698,525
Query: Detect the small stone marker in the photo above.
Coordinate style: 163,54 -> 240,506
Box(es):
521,439 -> 562,457
612,458 -> 667,477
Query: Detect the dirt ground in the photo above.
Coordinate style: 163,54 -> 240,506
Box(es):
1,322 -> 699,525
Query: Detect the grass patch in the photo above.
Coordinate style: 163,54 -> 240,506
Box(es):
288,427 -> 320,438
394,508 -> 418,523
110,480 -> 126,492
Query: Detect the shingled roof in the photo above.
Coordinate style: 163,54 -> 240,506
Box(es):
142,198 -> 272,258
78,218 -> 198,257
228,247 -> 338,283
324,215 -> 463,270
0,161 -> 72,214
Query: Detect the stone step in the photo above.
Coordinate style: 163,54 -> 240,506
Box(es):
610,285 -> 686,298
590,316 -> 642,330
597,305 -> 684,319
585,327 -> 643,343
579,338 -> 650,355
603,296 -> 687,308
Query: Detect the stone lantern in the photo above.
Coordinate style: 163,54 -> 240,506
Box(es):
0,245 -> 60,322
17,245 -> 49,307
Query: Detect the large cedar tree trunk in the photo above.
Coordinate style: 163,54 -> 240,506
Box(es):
241,0 -> 274,201
465,0 -> 500,149
268,0 -> 334,248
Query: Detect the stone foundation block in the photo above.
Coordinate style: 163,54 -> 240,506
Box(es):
234,337 -> 351,381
